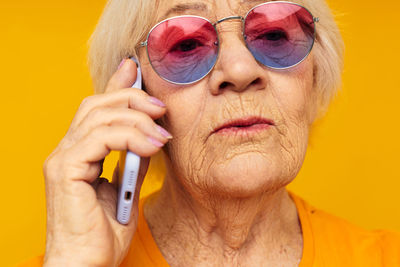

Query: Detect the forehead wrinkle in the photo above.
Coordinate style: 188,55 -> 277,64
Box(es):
225,0 -> 280,19
161,2 -> 209,20
159,0 -> 281,23
239,0 -> 279,11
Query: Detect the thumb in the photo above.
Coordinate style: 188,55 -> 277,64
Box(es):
105,58 -> 138,92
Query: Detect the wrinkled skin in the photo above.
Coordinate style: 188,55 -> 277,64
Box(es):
141,0 -> 316,202
43,0 -> 317,266
140,0 -> 317,266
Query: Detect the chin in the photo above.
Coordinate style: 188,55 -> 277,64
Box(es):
208,152 -> 294,198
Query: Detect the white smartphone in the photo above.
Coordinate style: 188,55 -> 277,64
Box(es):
116,57 -> 142,224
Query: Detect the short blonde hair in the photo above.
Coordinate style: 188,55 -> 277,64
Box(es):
88,0 -> 344,116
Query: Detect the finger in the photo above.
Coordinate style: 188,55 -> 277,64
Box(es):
72,88 -> 166,128
64,125 -> 166,183
106,58 -> 138,92
76,107 -> 172,142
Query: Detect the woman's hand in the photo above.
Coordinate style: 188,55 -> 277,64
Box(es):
43,59 -> 170,267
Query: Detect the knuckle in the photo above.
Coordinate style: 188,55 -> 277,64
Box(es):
125,89 -> 147,107
77,95 -> 99,116
80,95 -> 96,108
90,125 -> 112,143
133,87 -> 148,97
133,110 -> 151,124
62,160 -> 90,182
90,125 -> 107,138
86,106 -> 106,122
43,152 -> 61,182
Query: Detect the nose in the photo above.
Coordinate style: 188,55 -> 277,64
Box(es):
207,25 -> 267,95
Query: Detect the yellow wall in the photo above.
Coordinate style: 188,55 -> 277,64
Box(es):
1,1 -> 399,266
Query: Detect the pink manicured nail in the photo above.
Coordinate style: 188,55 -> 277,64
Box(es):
117,59 -> 126,70
148,136 -> 164,147
148,97 -> 166,107
155,125 -> 173,139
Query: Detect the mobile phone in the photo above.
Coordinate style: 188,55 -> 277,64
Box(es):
116,57 -> 142,224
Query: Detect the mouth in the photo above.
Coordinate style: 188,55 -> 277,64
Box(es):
212,116 -> 275,135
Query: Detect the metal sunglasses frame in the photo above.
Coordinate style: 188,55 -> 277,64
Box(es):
138,1 -> 320,85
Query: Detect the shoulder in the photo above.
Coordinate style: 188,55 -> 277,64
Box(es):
289,191 -> 400,266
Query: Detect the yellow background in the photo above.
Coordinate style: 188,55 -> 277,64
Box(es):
1,0 -> 399,266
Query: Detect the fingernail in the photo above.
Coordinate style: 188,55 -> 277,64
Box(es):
155,125 -> 173,139
117,59 -> 126,70
148,136 -> 164,147
148,97 -> 166,108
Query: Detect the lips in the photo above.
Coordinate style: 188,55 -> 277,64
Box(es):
212,117 -> 275,135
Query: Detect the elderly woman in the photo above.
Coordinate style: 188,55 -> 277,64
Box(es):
21,0 -> 400,266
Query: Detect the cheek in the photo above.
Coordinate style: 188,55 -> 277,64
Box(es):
267,60 -> 314,172
140,54 -> 207,135
139,53 -> 211,171
143,70 -> 210,165
270,59 -> 315,126
162,87 -> 208,146
161,88 -> 214,189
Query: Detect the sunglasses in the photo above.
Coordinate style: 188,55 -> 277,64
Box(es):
139,1 -> 319,85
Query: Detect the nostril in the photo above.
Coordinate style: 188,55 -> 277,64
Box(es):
251,78 -> 261,86
219,82 -> 229,89
217,78 -> 262,92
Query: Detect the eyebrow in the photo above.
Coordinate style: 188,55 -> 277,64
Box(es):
162,3 -> 208,19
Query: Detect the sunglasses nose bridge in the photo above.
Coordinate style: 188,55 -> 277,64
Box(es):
214,15 -> 244,25
213,15 -> 244,35
213,16 -> 245,46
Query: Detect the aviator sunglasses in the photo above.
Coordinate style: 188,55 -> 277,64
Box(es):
139,1 -> 319,84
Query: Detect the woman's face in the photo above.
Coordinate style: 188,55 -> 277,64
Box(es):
139,0 -> 317,197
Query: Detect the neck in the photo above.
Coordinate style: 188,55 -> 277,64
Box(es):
144,172 -> 303,266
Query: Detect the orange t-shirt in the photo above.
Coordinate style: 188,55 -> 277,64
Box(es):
18,191 -> 400,266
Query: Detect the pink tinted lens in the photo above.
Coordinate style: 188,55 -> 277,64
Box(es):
147,16 -> 218,84
244,2 -> 315,68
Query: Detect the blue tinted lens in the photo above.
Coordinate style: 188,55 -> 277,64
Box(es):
244,2 -> 315,69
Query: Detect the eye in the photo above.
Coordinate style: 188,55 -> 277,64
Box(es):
258,30 -> 288,41
171,39 -> 203,52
